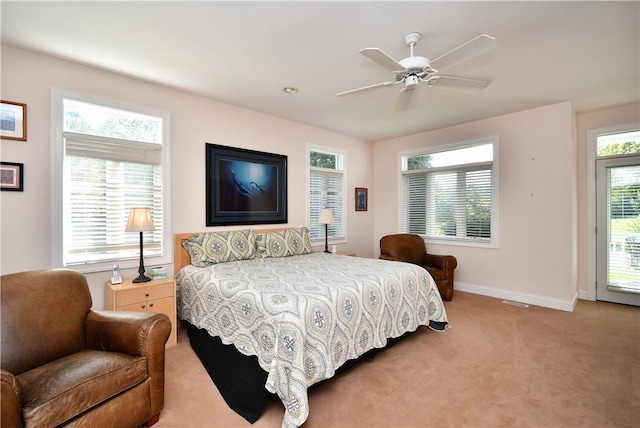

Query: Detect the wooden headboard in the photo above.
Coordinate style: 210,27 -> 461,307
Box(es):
174,227 -> 292,272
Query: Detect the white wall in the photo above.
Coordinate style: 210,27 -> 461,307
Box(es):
373,102 -> 578,310
0,46 -> 374,308
2,45 -> 636,312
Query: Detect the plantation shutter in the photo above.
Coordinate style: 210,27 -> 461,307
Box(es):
309,168 -> 344,241
63,132 -> 163,265
401,173 -> 427,234
464,168 -> 492,239
402,164 -> 492,242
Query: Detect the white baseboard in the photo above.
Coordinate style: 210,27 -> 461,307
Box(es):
455,282 -> 578,312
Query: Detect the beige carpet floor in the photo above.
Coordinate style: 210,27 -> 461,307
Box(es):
155,291 -> 639,428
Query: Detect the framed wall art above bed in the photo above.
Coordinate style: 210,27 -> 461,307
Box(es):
206,143 -> 287,226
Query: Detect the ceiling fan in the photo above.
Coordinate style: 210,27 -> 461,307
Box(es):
336,32 -> 497,109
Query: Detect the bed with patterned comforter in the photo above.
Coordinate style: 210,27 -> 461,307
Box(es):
176,249 -> 448,428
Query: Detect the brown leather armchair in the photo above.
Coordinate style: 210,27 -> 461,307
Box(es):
1,269 -> 171,428
380,234 -> 457,301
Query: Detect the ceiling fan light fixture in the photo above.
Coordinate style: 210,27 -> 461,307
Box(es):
405,75 -> 420,89
282,86 -> 298,94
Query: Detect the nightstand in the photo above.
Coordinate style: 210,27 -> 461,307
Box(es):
336,251 -> 356,257
105,277 -> 177,348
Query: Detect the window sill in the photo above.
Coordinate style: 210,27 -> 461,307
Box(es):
425,237 -> 498,249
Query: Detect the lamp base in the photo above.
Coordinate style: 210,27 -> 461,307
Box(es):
133,231 -> 151,283
324,223 -> 330,253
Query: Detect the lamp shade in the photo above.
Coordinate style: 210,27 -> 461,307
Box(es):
125,208 -> 156,232
318,208 -> 335,225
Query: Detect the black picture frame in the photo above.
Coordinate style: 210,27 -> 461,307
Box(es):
206,143 -> 287,226
0,161 -> 24,191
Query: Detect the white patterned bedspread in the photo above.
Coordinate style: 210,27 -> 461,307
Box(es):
176,252 -> 448,428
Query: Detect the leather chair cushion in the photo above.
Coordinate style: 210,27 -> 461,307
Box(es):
18,350 -> 147,427
380,235 -> 426,265
1,270 -> 92,375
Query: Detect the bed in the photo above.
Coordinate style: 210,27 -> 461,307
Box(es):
174,227 -> 448,428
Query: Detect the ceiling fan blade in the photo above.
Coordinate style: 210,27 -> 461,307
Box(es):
429,34 -> 496,71
336,80 -> 399,97
360,48 -> 406,71
394,88 -> 415,111
426,75 -> 490,92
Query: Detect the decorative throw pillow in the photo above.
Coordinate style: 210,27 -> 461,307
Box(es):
256,227 -> 313,258
182,229 -> 257,267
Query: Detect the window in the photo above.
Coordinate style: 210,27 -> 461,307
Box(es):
400,139 -> 497,246
597,130 -> 640,157
52,90 -> 171,272
308,147 -> 346,243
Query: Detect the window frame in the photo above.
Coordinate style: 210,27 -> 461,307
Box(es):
51,88 -> 172,273
399,137 -> 499,249
306,144 -> 347,246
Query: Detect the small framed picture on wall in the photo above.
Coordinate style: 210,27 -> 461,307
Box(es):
355,187 -> 368,211
0,162 -> 24,191
0,100 -> 27,141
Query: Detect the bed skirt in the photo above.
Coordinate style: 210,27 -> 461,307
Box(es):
187,323 -> 269,423
186,320 -> 447,424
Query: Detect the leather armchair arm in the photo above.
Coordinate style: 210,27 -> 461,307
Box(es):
86,310 -> 171,419
379,254 -> 407,262
1,369 -> 23,428
85,310 -> 171,357
422,253 -> 458,271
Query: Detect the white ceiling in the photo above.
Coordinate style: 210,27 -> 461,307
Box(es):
2,1 -> 638,142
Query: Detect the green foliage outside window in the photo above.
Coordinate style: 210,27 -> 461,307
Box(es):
407,154 -> 432,170
65,109 -> 160,144
598,141 -> 640,157
310,151 -> 337,169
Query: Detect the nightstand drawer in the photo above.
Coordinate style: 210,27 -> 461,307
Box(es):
119,296 -> 175,313
115,282 -> 174,307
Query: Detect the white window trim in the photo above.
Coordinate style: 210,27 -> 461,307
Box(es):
51,88 -> 172,273
398,136 -> 500,249
306,143 -> 347,246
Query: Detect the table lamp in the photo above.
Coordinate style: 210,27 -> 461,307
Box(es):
125,207 -> 155,283
318,208 -> 335,253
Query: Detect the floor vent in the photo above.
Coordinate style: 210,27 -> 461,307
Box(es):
502,300 -> 529,308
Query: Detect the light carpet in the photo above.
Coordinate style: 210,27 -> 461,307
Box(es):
155,291 -> 639,427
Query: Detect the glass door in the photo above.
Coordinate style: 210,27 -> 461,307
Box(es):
596,155 -> 640,306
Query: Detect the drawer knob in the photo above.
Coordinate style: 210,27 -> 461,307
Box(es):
149,303 -> 154,308
145,293 -> 150,297
141,305 -> 146,309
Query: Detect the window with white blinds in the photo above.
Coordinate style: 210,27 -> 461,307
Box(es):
308,148 -> 345,242
401,140 -> 497,245
53,93 -> 169,270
